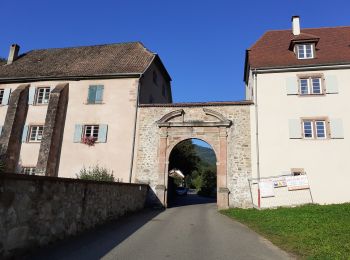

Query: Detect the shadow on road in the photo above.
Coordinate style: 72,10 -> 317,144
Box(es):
25,208 -> 164,260
168,193 -> 216,208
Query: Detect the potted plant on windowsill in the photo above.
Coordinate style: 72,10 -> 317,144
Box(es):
82,136 -> 97,146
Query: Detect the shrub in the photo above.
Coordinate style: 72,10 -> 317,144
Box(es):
76,165 -> 115,182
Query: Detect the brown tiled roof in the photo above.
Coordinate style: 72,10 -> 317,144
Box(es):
247,26 -> 350,69
0,42 -> 162,80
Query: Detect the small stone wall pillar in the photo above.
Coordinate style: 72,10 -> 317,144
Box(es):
156,127 -> 168,206
0,84 -> 29,172
217,127 -> 229,209
36,83 -> 69,176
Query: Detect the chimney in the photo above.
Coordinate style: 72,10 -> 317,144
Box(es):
292,16 -> 301,36
7,44 -> 20,64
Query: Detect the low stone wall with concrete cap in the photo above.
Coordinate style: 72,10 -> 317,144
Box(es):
0,173 -> 149,258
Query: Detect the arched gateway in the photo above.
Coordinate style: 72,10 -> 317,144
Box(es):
133,101 -> 253,209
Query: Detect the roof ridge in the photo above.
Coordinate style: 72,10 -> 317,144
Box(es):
265,25 -> 350,33
28,41 -> 147,53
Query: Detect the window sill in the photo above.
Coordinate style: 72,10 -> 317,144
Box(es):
84,102 -> 104,105
298,93 -> 326,97
301,138 -> 330,141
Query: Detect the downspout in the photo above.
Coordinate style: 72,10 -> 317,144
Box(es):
253,69 -> 261,208
128,75 -> 142,183
254,70 -> 260,180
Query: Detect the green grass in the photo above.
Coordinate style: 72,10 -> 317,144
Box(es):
221,204 -> 350,259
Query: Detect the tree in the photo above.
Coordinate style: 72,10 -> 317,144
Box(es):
198,168 -> 217,197
168,140 -> 200,176
76,165 -> 115,182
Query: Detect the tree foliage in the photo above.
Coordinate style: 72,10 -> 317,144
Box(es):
169,140 -> 200,175
76,165 -> 115,182
169,139 -> 217,197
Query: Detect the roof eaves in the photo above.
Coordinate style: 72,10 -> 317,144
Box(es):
252,61 -> 350,72
0,72 -> 143,84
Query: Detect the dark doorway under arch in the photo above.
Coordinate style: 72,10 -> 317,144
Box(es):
167,138 -> 217,207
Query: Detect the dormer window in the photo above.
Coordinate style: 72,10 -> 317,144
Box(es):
296,44 -> 314,59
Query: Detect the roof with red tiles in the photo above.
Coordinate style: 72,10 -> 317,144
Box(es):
246,26 -> 350,70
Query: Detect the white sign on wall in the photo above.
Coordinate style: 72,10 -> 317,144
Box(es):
285,175 -> 310,191
259,180 -> 275,197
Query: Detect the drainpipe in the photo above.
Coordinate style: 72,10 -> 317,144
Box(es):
253,69 -> 261,207
254,70 -> 260,180
128,75 -> 142,183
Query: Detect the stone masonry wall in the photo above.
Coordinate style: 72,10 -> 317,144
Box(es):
0,173 -> 149,258
134,104 -> 252,208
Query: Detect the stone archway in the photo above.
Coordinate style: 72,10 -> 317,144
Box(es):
155,108 -> 231,209
134,102 -> 253,209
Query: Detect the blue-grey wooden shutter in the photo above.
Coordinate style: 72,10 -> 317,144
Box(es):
22,125 -> 29,142
28,87 -> 36,105
330,119 -> 344,139
289,119 -> 302,139
325,75 -> 339,94
95,85 -> 104,103
2,88 -> 11,105
73,124 -> 83,142
88,86 -> 97,104
98,124 -> 108,143
286,77 -> 298,95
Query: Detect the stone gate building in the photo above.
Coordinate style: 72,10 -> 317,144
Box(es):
133,102 -> 253,209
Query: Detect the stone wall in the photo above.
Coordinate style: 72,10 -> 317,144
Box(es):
0,173 -> 149,258
134,102 -> 253,208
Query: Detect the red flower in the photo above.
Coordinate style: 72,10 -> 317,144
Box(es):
82,135 -> 96,146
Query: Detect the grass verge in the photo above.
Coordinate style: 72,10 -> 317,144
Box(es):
221,203 -> 350,259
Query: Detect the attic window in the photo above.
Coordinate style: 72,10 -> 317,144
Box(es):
296,44 -> 314,59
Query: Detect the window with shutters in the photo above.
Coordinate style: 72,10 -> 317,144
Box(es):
296,44 -> 314,59
302,119 -> 328,139
28,125 -> 44,142
299,77 -> 323,95
22,167 -> 36,175
35,87 -> 50,104
0,89 -> 4,104
74,124 -> 108,144
87,85 -> 104,104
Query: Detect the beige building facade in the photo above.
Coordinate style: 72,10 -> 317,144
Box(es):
0,42 -> 171,181
246,17 -> 350,206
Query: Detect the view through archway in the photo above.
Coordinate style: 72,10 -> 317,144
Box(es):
167,138 -> 217,207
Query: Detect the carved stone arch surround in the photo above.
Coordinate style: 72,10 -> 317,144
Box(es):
155,108 -> 232,209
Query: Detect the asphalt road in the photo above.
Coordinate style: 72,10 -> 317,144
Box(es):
28,195 -> 292,260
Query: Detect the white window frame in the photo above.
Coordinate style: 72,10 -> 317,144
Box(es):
299,77 -> 323,95
35,87 -> 51,104
315,120 -> 327,139
0,89 -> 4,104
302,120 -> 314,139
22,167 -> 36,175
28,125 -> 44,142
296,44 -> 314,59
302,119 -> 328,140
83,125 -> 99,140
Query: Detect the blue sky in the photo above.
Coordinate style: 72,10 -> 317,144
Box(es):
1,0 -> 349,102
